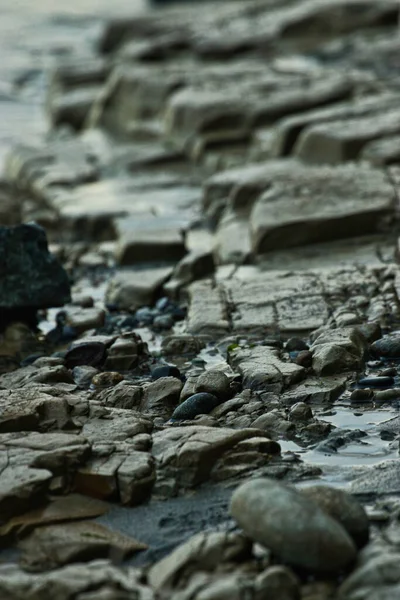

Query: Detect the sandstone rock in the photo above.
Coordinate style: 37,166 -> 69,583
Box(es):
187,280 -> 230,336
18,520 -> 147,571
229,345 -> 305,392
94,381 -> 143,410
250,165 -> 395,253
295,109 -> 400,164
152,426 -> 274,494
311,327 -> 367,375
230,478 -> 357,573
117,452 -> 155,505
0,560 -> 154,599
115,227 -> 186,265
0,465 -> 52,521
65,307 -> 105,334
172,250 -> 215,285
338,553 -> 400,600
106,267 -> 174,311
141,377 -> 183,419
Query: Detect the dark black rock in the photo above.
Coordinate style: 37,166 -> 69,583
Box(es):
285,338 -> 309,352
358,376 -> 394,388
170,392 -> 221,421
153,315 -> 174,330
370,336 -> 400,359
64,342 -> 107,369
20,353 -> 45,367
151,365 -> 182,381
0,223 -> 70,310
136,307 -> 157,326
45,311 -> 77,346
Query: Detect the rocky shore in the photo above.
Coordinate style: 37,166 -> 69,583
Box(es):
2,0 -> 400,598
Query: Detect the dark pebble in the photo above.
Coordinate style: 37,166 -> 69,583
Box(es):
136,307 -> 157,326
285,338 -> 309,352
350,388 -> 374,402
116,315 -> 138,329
170,392 -> 221,421
64,341 -> 107,369
370,336 -> 400,359
156,297 -> 170,312
20,353 -> 45,367
106,303 -> 119,312
153,315 -> 174,330
151,365 -> 182,381
295,350 -> 313,368
358,376 -> 394,388
381,367 -> 397,377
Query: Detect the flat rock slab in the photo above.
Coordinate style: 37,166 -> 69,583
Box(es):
106,266 -> 174,310
229,345 -> 305,392
0,224 -> 70,309
250,164 -> 395,253
186,266 -> 379,337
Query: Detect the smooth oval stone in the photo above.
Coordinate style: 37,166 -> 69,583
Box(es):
195,370 -> 230,400
230,478 -> 357,573
350,388 -> 374,402
300,485 -> 369,549
65,342 -> 107,369
358,376 -> 394,388
171,392 -> 221,421
153,315 -> 174,330
151,365 -> 182,381
370,336 -> 400,359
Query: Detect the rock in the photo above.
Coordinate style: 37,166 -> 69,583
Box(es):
0,465 -> 52,521
65,307 -> 105,334
170,393 -> 221,421
230,478 -> 357,573
151,365 -> 182,381
311,327 -> 367,375
250,165 -> 395,253
251,411 -> 294,438
289,402 -> 313,421
64,342 -> 107,369
91,372 -> 125,389
106,267 -> 174,311
285,338 -> 309,352
358,376 -> 394,388
172,250 -> 215,285
295,109 -> 400,164
104,338 -> 139,371
0,560 -> 155,599
117,451 -> 156,505
338,553 -> 400,600
295,350 -> 313,367
300,486 -> 369,548
194,370 -> 230,400
0,224 -> 70,311
18,520 -> 147,571
351,388 -> 374,402
115,228 -> 186,265
141,377 -> 183,419
229,345 -> 305,392
148,531 -> 252,591
370,335 -> 400,359
161,334 -> 207,356
153,314 -> 174,330
94,381 -> 142,410
152,426 -> 275,494
187,280 -> 230,336
255,566 -> 300,600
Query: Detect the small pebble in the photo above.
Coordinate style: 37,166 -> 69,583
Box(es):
20,353 -> 45,367
135,307 -> 156,326
156,297 -> 170,312
367,360 -> 382,369
380,367 -> 397,377
151,365 -> 182,381
153,315 -> 174,330
170,392 -> 221,421
92,371 -> 124,388
295,350 -> 313,368
358,376 -> 394,388
375,388 -> 400,403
